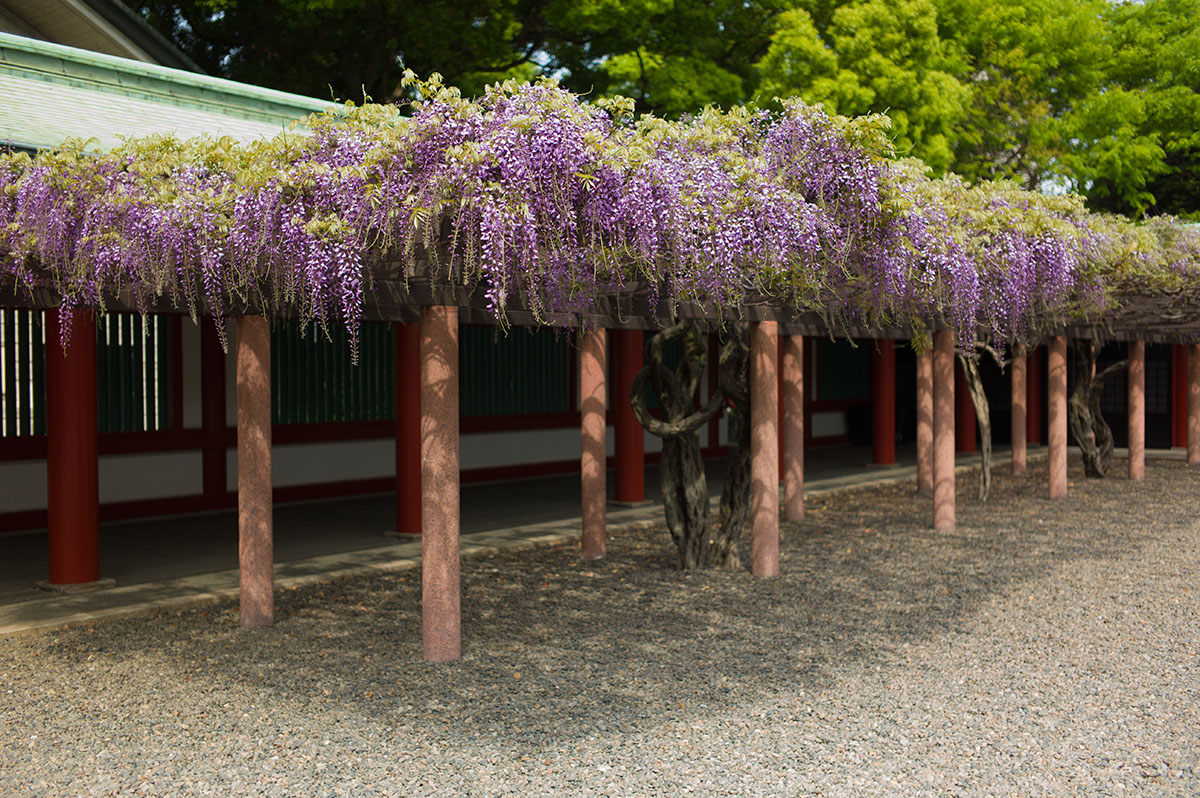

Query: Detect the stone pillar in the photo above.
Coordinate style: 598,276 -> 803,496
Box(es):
580,329 -> 607,559
236,314 -> 273,628
613,329 -> 644,503
782,334 -> 804,522
916,347 -> 933,496
870,339 -> 896,465
1128,341 -> 1145,482
750,321 -> 779,577
421,306 -> 461,662
932,330 -> 955,532
395,321 -> 422,535
955,359 -> 976,453
1048,335 -> 1067,500
1190,344 -> 1200,466
1011,342 -> 1027,476
45,309 -> 100,586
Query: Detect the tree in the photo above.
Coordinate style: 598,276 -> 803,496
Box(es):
628,322 -> 751,570
1068,0 -> 1200,218
541,0 -> 787,118
936,0 -> 1109,188
757,0 -> 969,173
125,0 -> 547,101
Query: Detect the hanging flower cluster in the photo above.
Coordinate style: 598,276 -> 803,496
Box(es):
0,76 -> 1197,355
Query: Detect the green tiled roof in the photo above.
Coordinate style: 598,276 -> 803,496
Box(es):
0,31 -> 330,152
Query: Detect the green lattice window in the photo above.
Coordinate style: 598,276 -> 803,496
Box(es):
271,320 -> 394,424
460,326 -> 570,416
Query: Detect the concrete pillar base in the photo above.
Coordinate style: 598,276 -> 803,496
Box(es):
36,578 -> 116,594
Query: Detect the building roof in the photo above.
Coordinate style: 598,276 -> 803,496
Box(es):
0,31 -> 330,152
0,0 -> 199,71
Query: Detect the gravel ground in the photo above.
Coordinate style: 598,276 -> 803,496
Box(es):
2,457 -> 1198,797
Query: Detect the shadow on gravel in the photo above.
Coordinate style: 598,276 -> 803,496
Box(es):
37,457 -> 1179,746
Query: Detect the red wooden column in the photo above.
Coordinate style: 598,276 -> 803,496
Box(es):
1011,342 -> 1027,476
580,329 -> 607,559
1027,345 -> 1043,445
750,321 -> 779,577
916,346 -> 933,496
1189,344 -> 1200,466
782,334 -> 804,522
199,318 -> 228,505
932,330 -> 955,532
421,306 -> 460,662
870,339 -> 896,465
955,358 -> 976,453
1128,341 -> 1145,482
45,309 -> 100,586
1172,344 -> 1188,448
1048,335 -> 1067,500
395,321 -> 421,535
613,329 -> 644,503
236,315 -> 273,628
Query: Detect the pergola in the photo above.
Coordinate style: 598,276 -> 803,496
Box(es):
14,264 -> 1200,663
3,53 -> 1197,661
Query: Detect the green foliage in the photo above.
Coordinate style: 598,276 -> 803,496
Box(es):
757,0 -> 968,173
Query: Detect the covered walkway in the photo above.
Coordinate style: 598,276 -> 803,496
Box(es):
0,443 -> 1056,635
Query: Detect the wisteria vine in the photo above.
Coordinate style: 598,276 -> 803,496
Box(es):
0,76 -> 1197,356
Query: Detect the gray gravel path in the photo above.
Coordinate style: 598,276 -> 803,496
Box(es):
2,457 -> 1197,796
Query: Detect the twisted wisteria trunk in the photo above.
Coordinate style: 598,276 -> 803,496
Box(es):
628,321 -> 750,570
1068,340 -> 1127,477
956,353 -> 993,500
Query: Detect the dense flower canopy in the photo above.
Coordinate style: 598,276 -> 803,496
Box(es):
0,76 -> 1197,354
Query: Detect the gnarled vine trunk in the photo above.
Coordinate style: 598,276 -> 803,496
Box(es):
628,321 -> 750,570
1068,340 -> 1126,477
956,353 -> 993,500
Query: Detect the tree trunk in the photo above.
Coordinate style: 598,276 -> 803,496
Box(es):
957,353 -> 993,500
711,327 -> 751,570
1067,340 -> 1126,478
628,322 -> 725,569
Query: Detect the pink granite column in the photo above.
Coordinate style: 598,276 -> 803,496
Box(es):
236,314 -> 273,628
1011,342 -> 1027,476
782,334 -> 805,522
1190,344 -> 1200,467
932,330 -> 955,532
751,321 -> 780,577
1128,340 -> 1145,482
580,328 -> 607,559
916,347 -> 933,496
421,306 -> 461,662
1048,335 -> 1068,499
